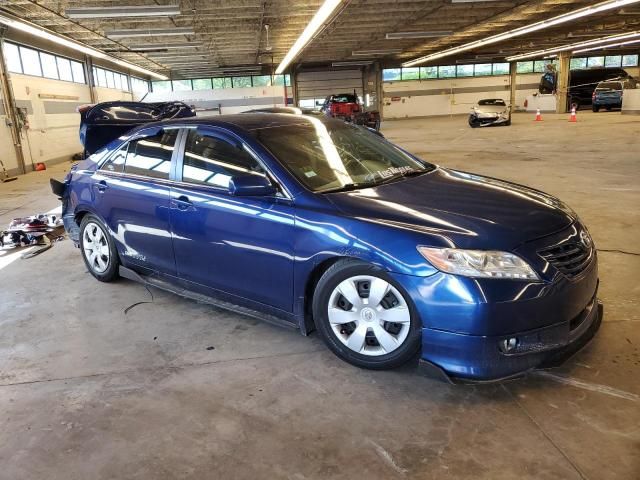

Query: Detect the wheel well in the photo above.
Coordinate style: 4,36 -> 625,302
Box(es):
74,210 -> 88,226
302,256 -> 352,333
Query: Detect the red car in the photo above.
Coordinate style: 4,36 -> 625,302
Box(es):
321,93 -> 381,131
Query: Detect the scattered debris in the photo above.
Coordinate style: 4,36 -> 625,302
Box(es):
206,346 -> 215,351
0,159 -> 17,183
0,214 -> 65,258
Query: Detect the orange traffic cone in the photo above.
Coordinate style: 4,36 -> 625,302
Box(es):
534,108 -> 543,122
568,105 -> 577,122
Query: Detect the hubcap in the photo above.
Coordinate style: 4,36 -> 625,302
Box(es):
82,222 -> 110,274
327,275 -> 411,356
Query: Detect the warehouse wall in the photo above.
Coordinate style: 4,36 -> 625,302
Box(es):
8,73 -> 90,172
383,67 -> 640,119
143,85 -> 287,115
383,74 -> 511,118
0,95 -> 18,176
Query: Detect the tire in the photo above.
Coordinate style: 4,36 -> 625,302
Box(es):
79,214 -> 119,282
468,117 -> 479,128
606,107 -> 612,111
592,105 -> 599,112
312,259 -> 422,370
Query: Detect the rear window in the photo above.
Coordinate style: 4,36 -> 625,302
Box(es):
331,95 -> 358,103
596,82 -> 622,90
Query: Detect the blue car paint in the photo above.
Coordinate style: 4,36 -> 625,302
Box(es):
60,114 -> 600,381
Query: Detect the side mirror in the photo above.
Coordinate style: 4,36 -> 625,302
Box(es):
228,174 -> 277,196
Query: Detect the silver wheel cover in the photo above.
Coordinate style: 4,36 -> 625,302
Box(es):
82,222 -> 110,274
327,275 -> 411,356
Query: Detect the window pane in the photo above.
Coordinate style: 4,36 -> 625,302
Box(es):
172,79 -> 192,91
420,66 -> 437,79
4,43 -> 22,73
40,53 -> 58,79
622,54 -> 638,67
114,73 -> 122,90
212,77 -> 231,88
121,74 -> 129,90
106,70 -> 115,88
252,75 -> 272,86
272,75 -> 285,86
570,58 -> 587,70
232,76 -> 251,88
456,65 -> 474,77
182,130 -> 264,188
97,68 -> 107,87
492,63 -> 509,75
20,47 -> 42,76
56,58 -> 73,81
285,74 -> 291,86
70,61 -> 85,83
101,144 -> 128,173
516,61 -> 533,73
587,56 -> 604,67
438,65 -> 456,78
605,55 -> 622,68
474,64 -> 492,76
152,80 -> 172,92
401,67 -> 420,80
124,130 -> 177,179
382,68 -> 401,81
192,78 -> 212,90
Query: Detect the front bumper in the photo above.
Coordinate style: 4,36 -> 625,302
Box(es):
419,296 -> 602,382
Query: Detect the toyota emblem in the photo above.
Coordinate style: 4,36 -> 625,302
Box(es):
580,230 -> 592,249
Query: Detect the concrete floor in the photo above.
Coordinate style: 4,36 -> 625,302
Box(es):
0,111 -> 638,480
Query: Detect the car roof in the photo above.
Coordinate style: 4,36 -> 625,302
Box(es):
153,112 -> 334,132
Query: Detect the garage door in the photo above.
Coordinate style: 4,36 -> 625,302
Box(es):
296,69 -> 363,108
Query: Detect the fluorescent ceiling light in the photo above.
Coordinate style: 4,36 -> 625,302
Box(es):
331,61 -> 374,66
352,49 -> 402,56
129,43 -> 202,51
66,5 -> 180,19
573,37 -> 640,53
106,27 -> 195,39
0,13 -> 167,79
386,31 -> 452,39
506,31 -> 640,60
403,0 -> 640,67
275,0 -> 344,74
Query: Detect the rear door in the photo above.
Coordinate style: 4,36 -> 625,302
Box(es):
93,126 -> 180,275
169,127 -> 296,312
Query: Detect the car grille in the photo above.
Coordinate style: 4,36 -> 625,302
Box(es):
538,237 -> 594,280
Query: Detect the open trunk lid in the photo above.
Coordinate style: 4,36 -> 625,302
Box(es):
79,101 -> 195,155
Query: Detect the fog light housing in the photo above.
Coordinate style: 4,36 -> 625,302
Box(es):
499,337 -> 519,354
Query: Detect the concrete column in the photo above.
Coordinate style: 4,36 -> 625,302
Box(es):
556,52 -> 570,114
85,55 -> 97,104
0,27 -> 27,174
509,61 -> 517,108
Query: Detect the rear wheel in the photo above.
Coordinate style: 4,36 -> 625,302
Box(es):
592,105 -> 600,112
79,214 -> 119,282
312,259 -> 421,369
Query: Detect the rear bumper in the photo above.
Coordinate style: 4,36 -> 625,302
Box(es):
419,296 -> 603,382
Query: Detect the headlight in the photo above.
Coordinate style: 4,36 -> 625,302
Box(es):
418,247 -> 540,280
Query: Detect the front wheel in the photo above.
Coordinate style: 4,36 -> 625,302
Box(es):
592,105 -> 600,112
79,214 -> 119,282
312,260 -> 421,369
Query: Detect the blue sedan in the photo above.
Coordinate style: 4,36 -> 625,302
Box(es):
51,107 -> 602,382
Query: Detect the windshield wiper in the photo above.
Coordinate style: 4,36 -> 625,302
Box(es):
319,181 -> 379,194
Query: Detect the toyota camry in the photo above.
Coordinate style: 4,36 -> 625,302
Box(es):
51,102 -> 602,382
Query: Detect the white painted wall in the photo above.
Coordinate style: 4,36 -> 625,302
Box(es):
6,74 -> 91,172
383,75 -> 512,119
143,85 -> 287,116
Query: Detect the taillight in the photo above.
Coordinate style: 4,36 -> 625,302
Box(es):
592,92 -> 596,100
76,104 -> 94,114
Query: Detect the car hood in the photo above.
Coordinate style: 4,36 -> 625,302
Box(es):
325,167 -> 574,250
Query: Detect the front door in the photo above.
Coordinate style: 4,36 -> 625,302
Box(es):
93,127 -> 178,275
169,127 -> 295,312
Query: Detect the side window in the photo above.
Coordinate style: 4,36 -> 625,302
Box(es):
181,130 -> 266,188
100,143 -> 128,173
123,129 -> 178,179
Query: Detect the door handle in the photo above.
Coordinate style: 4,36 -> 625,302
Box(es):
173,195 -> 193,211
95,180 -> 108,193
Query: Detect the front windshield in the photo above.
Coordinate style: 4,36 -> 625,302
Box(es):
251,117 -> 433,192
